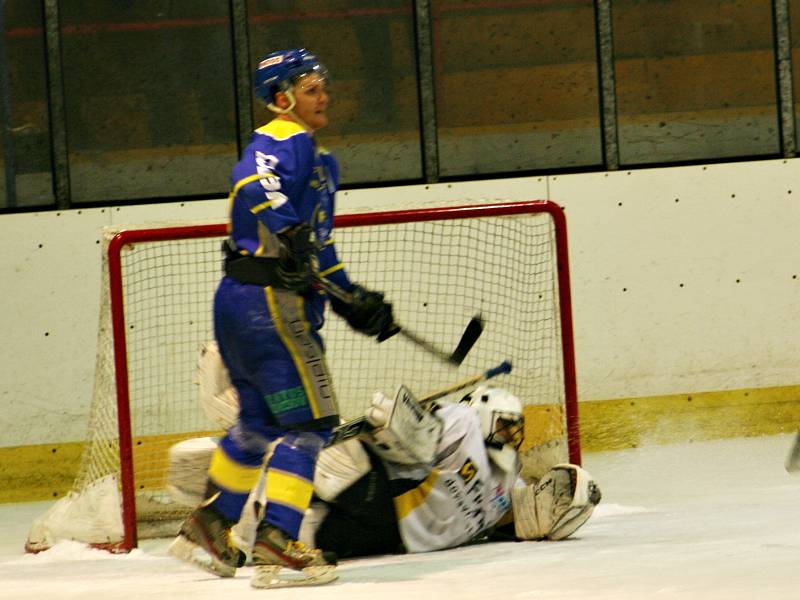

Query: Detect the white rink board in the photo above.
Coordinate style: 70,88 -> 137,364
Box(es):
550,160 -> 800,400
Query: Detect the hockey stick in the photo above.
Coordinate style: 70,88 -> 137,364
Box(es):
418,360 -> 512,404
786,431 -> 800,474
324,360 -> 512,448
314,273 -> 483,367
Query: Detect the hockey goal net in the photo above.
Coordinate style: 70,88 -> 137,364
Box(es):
26,200 -> 579,552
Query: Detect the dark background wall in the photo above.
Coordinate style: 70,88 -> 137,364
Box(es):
2,0 -> 799,209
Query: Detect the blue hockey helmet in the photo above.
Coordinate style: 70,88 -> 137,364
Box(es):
253,48 -> 329,105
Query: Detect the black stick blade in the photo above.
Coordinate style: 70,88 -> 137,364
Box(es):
448,314 -> 484,365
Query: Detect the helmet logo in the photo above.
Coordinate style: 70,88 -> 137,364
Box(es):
259,56 -> 284,68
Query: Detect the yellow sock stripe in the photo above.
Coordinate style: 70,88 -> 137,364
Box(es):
207,447 -> 262,494
265,468 -> 314,512
264,287 -> 320,418
393,469 -> 440,520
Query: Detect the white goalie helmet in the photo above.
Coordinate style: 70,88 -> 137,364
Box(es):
462,385 -> 525,473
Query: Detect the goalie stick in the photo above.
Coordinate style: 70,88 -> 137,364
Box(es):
324,360 -> 513,448
313,273 -> 483,367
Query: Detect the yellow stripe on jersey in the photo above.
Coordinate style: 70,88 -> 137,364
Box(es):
264,287 -> 321,418
265,468 -> 314,512
227,174 -> 264,233
319,263 -> 345,278
394,469 -> 440,520
227,173 -> 274,233
229,173 -> 264,200
250,199 -> 273,215
207,447 -> 262,493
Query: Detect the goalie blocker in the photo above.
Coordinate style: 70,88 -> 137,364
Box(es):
362,386 -> 443,465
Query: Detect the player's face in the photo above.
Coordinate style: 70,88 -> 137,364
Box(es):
292,73 -> 330,131
495,416 -> 525,450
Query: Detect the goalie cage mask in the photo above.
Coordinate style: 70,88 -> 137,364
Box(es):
462,385 -> 525,473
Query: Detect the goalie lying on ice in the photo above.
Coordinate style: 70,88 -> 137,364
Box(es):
173,344 -> 602,557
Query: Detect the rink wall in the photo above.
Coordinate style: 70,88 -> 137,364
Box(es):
1,157 -> 799,501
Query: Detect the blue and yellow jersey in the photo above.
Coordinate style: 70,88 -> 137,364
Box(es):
227,119 -> 353,326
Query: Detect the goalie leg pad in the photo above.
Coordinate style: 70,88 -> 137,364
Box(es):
298,501 -> 330,548
314,438 -> 371,502
512,464 -> 601,541
166,437 -> 219,507
196,342 -> 239,430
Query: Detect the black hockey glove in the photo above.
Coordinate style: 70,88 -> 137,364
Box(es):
275,223 -> 315,292
332,284 -> 398,341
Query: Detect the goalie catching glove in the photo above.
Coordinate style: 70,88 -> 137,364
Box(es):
512,464 -> 601,541
331,284 -> 397,340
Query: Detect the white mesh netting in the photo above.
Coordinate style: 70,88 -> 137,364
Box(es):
27,202 -> 576,550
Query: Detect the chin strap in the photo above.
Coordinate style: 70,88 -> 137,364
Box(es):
267,88 -> 296,114
265,89 -> 314,133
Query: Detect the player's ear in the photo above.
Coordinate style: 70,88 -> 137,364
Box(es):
274,90 -> 291,110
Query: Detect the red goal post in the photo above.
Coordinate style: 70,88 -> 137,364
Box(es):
28,200 -> 579,552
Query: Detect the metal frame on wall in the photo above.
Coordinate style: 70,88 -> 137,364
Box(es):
0,1 -> 16,207
773,0 -> 796,157
230,0 -> 253,155
594,0 -> 620,171
43,0 -> 70,208
414,0 -> 440,184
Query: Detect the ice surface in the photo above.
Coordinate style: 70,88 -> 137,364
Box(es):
2,433 -> 799,599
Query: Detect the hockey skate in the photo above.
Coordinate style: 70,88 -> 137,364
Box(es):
250,523 -> 338,589
168,504 -> 246,577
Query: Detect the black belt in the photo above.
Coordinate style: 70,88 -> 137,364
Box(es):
222,241 -> 284,287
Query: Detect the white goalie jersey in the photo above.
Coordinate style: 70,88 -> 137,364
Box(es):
388,402 -> 522,553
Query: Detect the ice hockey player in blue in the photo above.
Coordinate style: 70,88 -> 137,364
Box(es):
169,48 -> 396,589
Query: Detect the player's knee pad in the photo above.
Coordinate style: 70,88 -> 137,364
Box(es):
281,430 -> 329,460
227,422 -> 282,454
512,464 -> 602,541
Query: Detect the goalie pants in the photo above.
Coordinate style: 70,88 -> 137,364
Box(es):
209,276 -> 340,538
315,448 -> 404,558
